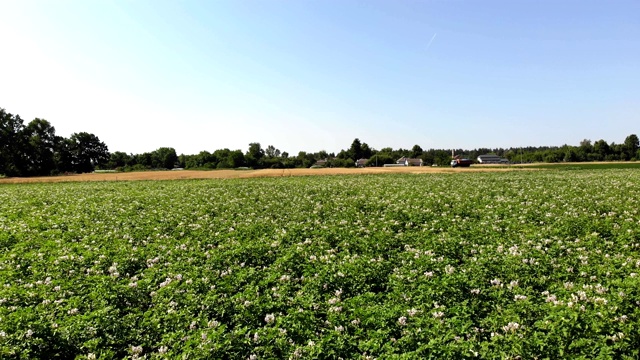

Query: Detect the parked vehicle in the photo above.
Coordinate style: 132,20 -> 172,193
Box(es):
451,151 -> 473,167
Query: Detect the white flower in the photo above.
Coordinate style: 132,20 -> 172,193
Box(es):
398,316 -> 407,326
334,325 -> 344,332
432,311 -> 445,319
514,295 -> 527,301
470,289 -> 480,294
26,329 -> 34,338
68,308 -> 79,315
490,278 -> 502,286
87,354 -> 96,360
158,346 -> 168,354
593,297 -> 608,305
407,308 -> 419,317
131,345 -> 143,355
265,314 -> 275,324
502,322 -> 520,332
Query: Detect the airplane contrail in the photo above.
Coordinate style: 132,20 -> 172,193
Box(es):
426,33 -> 437,51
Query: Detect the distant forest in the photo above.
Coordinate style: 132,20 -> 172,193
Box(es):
1,107 -> 639,177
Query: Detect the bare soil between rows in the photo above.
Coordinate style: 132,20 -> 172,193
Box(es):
0,166 -> 531,184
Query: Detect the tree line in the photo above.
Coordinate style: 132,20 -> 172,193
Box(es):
1,108 -> 109,177
1,106 -> 638,177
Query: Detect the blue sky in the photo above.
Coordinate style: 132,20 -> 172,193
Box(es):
1,0 -> 638,155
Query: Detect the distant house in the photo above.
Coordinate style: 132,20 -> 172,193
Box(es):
405,158 -> 423,166
396,157 -> 423,166
355,158 -> 368,167
314,159 -> 329,167
477,154 -> 509,164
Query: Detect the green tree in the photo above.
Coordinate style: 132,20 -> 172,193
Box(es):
228,150 -> 246,168
593,139 -> 610,159
348,138 -> 363,160
107,151 -> 132,169
411,144 -> 423,158
23,118 -> 57,175
624,134 -> 639,160
67,132 -> 110,173
265,145 -> 280,158
152,147 -> 178,169
360,142 -> 373,159
0,108 -> 27,176
245,143 -> 264,168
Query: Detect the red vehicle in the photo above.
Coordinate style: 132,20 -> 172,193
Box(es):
451,155 -> 473,167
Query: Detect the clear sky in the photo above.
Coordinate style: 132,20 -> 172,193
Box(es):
1,0 -> 638,155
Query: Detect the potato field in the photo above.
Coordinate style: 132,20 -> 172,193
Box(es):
1,170 -> 639,359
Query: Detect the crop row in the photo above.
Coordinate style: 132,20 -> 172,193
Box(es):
1,171 -> 639,359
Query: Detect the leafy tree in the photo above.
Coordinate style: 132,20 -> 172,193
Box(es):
67,132 -> 110,173
265,145 -> 281,158
317,150 -> 329,160
593,139 -> 610,159
246,143 -> 264,168
23,118 -> 57,175
360,142 -> 373,159
0,108 -> 26,176
366,154 -> 394,166
107,151 -> 132,169
579,139 -> 593,153
53,136 -> 74,173
411,144 -> 423,158
624,134 -> 639,160
348,138 -> 362,160
152,147 -> 178,169
228,150 -> 246,168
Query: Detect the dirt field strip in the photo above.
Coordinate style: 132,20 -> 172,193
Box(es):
0,166 -> 534,184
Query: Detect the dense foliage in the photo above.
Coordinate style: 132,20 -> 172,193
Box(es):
2,106 -> 639,176
0,108 -> 109,177
1,170 -> 639,359
173,136 -> 640,170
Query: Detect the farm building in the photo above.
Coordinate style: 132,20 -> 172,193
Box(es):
396,157 -> 423,166
477,154 -> 509,164
355,159 -> 368,167
314,159 -> 329,167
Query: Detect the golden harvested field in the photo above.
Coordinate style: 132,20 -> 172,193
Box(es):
0,166 -> 526,184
